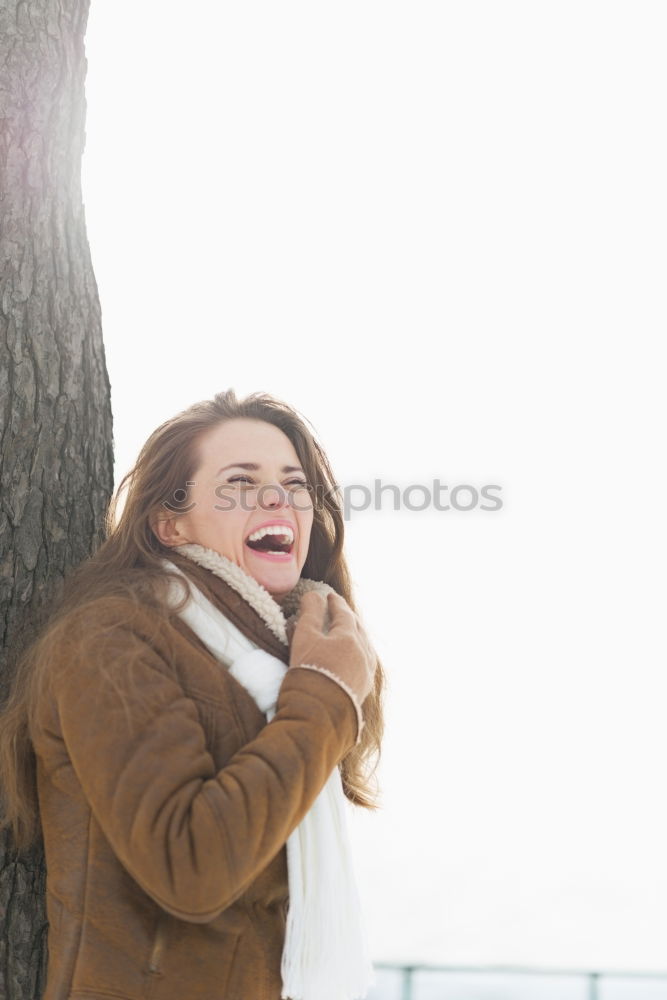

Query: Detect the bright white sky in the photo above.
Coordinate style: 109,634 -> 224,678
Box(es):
82,1 -> 667,974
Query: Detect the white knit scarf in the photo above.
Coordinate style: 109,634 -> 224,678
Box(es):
160,543 -> 376,1000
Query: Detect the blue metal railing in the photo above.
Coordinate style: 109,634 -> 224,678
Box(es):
371,961 -> 667,1000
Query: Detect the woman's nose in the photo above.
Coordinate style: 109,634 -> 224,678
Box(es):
260,484 -> 288,508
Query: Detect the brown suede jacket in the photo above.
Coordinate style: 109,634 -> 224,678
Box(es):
31,552 -> 361,1000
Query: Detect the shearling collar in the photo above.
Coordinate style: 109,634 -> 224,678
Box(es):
169,542 -> 336,646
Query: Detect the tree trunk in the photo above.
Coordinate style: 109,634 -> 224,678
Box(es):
0,1 -> 113,996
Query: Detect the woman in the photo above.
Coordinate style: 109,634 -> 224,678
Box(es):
0,389 -> 386,1000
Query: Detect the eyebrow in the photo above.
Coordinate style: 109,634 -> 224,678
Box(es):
215,462 -> 305,476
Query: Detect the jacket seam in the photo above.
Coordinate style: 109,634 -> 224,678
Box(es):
69,991 -> 136,999
192,792 -> 278,996
225,674 -> 268,742
197,790 -> 238,912
242,904 -> 271,996
68,807 -> 92,993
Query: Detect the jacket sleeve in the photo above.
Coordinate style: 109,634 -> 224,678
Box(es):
51,603 -> 358,923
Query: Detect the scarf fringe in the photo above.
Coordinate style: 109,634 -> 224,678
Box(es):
280,766 -> 376,1000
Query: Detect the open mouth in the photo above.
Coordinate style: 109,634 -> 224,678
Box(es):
244,528 -> 294,557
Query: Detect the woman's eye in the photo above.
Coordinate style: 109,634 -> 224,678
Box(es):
227,476 -> 308,487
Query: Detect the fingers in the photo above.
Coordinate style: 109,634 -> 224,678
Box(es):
300,589 -> 346,616
325,591 -> 354,619
299,589 -> 365,637
328,594 -> 367,638
296,590 -> 326,625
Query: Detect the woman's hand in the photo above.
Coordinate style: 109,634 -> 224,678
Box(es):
287,591 -> 377,706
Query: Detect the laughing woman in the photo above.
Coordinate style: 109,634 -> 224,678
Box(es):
0,389 -> 385,1000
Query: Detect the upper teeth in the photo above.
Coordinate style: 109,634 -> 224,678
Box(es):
247,524 -> 294,544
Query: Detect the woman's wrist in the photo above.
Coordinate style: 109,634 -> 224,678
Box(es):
290,662 -> 366,747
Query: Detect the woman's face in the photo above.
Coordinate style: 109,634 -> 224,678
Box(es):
156,418 -> 315,603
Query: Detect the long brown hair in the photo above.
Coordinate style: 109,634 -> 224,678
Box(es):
0,389 -> 386,853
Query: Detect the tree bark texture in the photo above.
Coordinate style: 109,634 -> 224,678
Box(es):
0,1 -> 114,996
